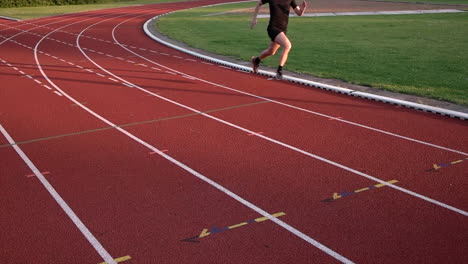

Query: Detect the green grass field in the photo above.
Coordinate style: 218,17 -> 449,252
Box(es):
157,3 -> 468,106
0,0 -> 187,20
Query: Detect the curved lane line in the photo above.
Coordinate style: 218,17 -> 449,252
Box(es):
0,125 -> 116,264
113,13 -> 468,215
81,9 -> 468,217
33,9 -> 356,264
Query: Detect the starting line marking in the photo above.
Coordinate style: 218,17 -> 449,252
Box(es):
98,255 -> 131,264
149,149 -> 168,155
321,180 -> 398,202
181,212 -> 286,243
26,171 -> 50,178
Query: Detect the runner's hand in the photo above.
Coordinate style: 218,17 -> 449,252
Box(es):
250,19 -> 257,29
301,1 -> 307,9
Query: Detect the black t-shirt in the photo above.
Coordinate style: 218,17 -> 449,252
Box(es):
261,0 -> 298,31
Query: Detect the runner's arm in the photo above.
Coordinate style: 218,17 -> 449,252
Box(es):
250,0 -> 263,29
293,1 -> 307,16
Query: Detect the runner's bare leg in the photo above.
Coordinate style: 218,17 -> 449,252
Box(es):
259,41 -> 281,60
274,32 -> 292,66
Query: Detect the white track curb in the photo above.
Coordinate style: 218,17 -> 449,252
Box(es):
0,15 -> 20,21
143,7 -> 468,120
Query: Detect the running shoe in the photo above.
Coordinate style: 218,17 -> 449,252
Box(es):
275,71 -> 283,80
251,56 -> 259,73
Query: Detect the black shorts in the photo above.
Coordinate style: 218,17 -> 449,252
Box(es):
267,26 -> 285,42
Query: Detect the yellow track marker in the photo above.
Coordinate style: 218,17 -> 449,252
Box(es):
98,255 -> 131,264
228,222 -> 249,229
198,228 -> 210,238
254,212 -> 286,222
323,180 -> 398,202
354,187 -> 370,193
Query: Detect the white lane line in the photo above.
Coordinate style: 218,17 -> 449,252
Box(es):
53,91 -> 63,96
69,13 -> 351,264
144,23 -> 468,156
96,73 -> 105,77
114,21 -> 468,216
182,75 -> 196,80
25,75 -> 33,79
43,85 -> 52,90
0,124 -> 116,264
34,79 -> 42,84
151,67 -> 161,71
31,8 -> 146,264
19,71 -> 25,75
108,77 -> 119,82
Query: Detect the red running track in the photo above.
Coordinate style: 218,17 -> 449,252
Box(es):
0,1 -> 467,263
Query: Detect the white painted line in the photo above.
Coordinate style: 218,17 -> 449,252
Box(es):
43,85 -> 52,90
34,79 -> 42,84
173,56 -> 182,59
96,73 -> 105,77
122,82 -> 134,88
185,58 -> 196,62
143,17 -> 468,214
144,15 -> 468,121
151,67 -> 161,71
160,53 -> 169,56
219,65 -> 231,69
85,69 -> 94,73
77,46 -> 468,218
182,75 -> 196,80
19,71 -> 25,75
25,75 -> 33,79
76,65 -> 84,69
108,77 -> 119,82
202,61 -> 214,65
53,91 -> 63,96
0,124 -> 116,264
127,60 -> 136,63
13,67 -> 18,70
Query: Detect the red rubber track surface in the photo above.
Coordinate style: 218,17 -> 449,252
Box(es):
0,1 -> 467,263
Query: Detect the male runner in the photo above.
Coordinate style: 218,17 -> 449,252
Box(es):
250,0 -> 307,80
